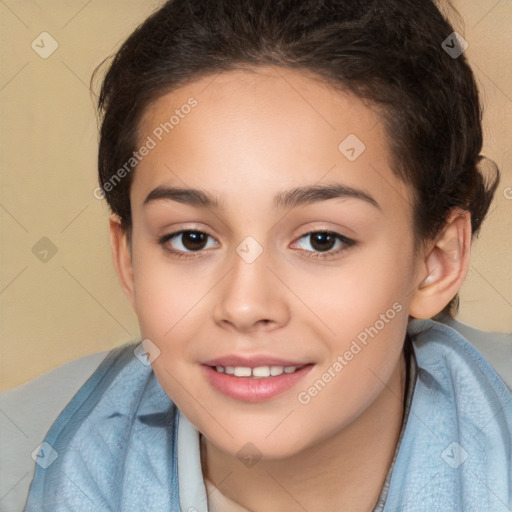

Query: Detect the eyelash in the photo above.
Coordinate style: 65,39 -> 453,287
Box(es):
158,229 -> 356,260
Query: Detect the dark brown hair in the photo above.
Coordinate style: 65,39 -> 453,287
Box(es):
94,0 -> 499,317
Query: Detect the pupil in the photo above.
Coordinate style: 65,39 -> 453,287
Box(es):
311,232 -> 335,252
183,231 -> 206,250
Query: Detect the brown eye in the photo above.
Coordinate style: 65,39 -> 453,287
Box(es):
159,230 -> 218,256
294,231 -> 355,258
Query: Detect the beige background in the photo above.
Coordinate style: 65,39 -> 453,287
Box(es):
0,0 -> 511,392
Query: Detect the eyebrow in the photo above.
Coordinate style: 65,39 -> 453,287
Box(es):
143,183 -> 381,211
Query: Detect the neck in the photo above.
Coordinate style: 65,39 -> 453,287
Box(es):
201,350 -> 408,512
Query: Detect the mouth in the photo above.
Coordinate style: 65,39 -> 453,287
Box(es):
202,362 -> 314,402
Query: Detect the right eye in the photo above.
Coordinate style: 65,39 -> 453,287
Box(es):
158,230 -> 219,259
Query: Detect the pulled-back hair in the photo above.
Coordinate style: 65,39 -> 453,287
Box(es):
94,0 -> 499,317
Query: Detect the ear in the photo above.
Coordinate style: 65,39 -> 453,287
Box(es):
409,209 -> 471,319
109,214 -> 136,310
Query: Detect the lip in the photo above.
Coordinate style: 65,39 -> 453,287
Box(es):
202,362 -> 314,402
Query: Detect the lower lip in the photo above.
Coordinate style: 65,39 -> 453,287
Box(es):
202,364 -> 314,402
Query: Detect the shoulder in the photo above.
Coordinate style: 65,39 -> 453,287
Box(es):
407,318 -> 512,445
409,318 -> 512,402
384,319 -> 512,511
24,342 -> 180,511
437,315 -> 512,390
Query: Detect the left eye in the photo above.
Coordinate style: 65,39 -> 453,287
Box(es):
293,231 -> 354,256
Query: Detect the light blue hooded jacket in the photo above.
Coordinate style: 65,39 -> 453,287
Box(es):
24,319 -> 512,511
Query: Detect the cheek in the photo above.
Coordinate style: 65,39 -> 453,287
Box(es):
291,316 -> 407,451
133,267 -> 177,340
129,244 -> 217,413
305,240 -> 413,391
312,239 -> 415,329
130,239 -> 205,338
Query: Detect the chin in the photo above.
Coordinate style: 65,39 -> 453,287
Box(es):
200,418 -> 318,462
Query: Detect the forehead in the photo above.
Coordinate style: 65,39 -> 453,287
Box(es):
132,66 -> 412,216
138,66 -> 383,155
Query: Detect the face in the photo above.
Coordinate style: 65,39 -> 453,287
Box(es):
123,66 -> 420,459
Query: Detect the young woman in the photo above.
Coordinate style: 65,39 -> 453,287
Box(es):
25,1 -> 511,510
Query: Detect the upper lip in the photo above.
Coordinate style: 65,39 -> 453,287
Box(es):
202,355 -> 311,368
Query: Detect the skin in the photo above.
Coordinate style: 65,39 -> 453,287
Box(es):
110,66 -> 471,511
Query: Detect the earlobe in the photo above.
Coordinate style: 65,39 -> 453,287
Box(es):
409,209 -> 472,319
109,215 -> 136,310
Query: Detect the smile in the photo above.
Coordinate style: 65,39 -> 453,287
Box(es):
213,364 -> 304,378
203,363 -> 314,402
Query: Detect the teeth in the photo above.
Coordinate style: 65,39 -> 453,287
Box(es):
214,365 -> 300,378
252,366 -> 271,377
270,366 -> 284,376
234,367 -> 252,377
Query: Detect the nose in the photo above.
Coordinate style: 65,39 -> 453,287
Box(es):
212,247 -> 290,334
